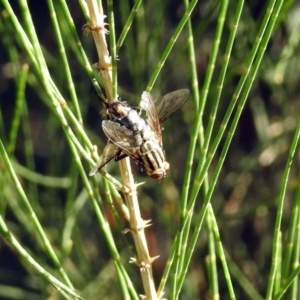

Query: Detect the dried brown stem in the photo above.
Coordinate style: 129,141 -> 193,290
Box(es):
85,1 -> 160,299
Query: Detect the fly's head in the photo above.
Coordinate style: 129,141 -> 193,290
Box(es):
109,101 -> 130,118
100,95 -> 130,120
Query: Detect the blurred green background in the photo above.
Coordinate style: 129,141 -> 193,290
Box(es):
1,0 -> 300,299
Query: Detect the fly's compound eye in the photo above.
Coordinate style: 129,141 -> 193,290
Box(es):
149,162 -> 170,179
150,171 -> 164,180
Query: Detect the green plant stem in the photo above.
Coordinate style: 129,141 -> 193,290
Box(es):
84,1 -> 158,298
225,249 -> 264,300
206,206 -> 220,300
12,159 -> 71,188
116,0 -> 142,53
267,55 -> 300,294
178,0 -> 281,294
64,127 -> 138,299
0,215 -> 83,300
8,64 -> 28,154
0,138 -> 74,288
208,205 -> 236,299
172,1 -> 229,297
290,197 -> 300,299
47,0 -> 83,123
59,0 -> 102,95
146,0 -> 199,91
107,0 -> 118,99
273,265 -> 300,300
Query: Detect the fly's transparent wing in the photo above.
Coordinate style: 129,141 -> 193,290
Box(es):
102,120 -> 136,148
140,91 -> 162,140
102,120 -> 145,167
154,89 -> 190,123
102,120 -> 143,163
89,141 -> 120,176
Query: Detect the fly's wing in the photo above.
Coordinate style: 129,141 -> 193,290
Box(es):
154,89 -> 190,123
89,141 -> 121,176
102,120 -> 136,148
140,91 -> 162,141
102,120 -> 142,163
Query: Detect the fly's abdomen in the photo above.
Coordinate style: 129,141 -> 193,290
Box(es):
140,141 -> 170,179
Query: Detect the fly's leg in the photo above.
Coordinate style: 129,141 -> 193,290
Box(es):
114,151 -> 128,162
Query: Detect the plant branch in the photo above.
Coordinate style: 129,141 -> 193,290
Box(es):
84,1 -> 160,299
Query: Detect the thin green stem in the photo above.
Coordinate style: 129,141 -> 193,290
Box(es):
0,138 -> 74,288
8,64 -> 28,154
290,192 -> 300,299
59,0 -> 102,95
224,249 -> 264,300
116,0 -> 142,53
118,1 -> 136,81
158,234 -> 178,294
173,1 -> 229,297
146,0 -> 198,91
267,73 -> 300,292
62,188 -> 89,254
203,0 -> 244,155
47,0 -> 83,123
273,265 -> 300,300
0,216 -> 84,300
187,0 -> 277,211
12,159 -> 71,188
107,0 -> 118,99
274,232 -> 282,294
281,202 -> 298,282
178,0 -> 281,292
64,127 -> 137,299
177,0 -> 201,234
206,207 -> 220,300
208,205 -> 236,299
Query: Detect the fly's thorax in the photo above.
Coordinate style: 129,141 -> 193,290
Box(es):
120,109 -> 155,145
140,140 -> 169,179
126,110 -> 149,135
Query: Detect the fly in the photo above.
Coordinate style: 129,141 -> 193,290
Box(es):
89,89 -> 189,179
101,97 -> 155,147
